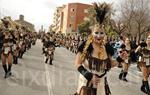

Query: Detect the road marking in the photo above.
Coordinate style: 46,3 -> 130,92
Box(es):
44,57 -> 53,95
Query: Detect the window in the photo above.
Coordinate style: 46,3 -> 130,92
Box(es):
69,24 -> 72,27
71,8 -> 75,12
84,9 -> 88,13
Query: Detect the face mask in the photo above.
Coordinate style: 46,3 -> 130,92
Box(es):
92,31 -> 105,38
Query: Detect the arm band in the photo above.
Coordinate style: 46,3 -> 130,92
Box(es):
77,65 -> 93,81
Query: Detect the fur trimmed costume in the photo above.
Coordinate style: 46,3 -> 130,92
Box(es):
77,41 -> 114,95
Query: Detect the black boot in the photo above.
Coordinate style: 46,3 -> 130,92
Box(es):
119,70 -> 123,80
8,64 -> 12,76
122,72 -> 128,82
13,56 -> 15,64
49,59 -> 53,65
15,57 -> 18,64
45,58 -> 48,63
20,52 -> 23,58
141,80 -> 147,94
16,57 -> 18,64
18,52 -> 20,58
2,64 -> 8,78
19,51 -> 22,58
141,81 -> 150,94
13,56 -> 17,64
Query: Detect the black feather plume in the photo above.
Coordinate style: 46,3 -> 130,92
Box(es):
93,2 -> 111,25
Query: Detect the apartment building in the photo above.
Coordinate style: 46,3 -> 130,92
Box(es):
52,3 -> 92,33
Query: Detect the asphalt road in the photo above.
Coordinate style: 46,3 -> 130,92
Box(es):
0,40 -> 148,95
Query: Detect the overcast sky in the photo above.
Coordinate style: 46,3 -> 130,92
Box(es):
0,0 -> 119,31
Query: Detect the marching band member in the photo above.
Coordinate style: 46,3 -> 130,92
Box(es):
1,30 -> 14,78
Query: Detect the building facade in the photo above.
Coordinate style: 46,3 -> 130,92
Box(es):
15,15 -> 35,32
52,3 -> 92,34
52,6 -> 64,33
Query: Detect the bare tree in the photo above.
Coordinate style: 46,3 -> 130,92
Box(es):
110,19 -> 126,35
133,0 -> 150,43
120,0 -> 136,38
118,0 -> 150,43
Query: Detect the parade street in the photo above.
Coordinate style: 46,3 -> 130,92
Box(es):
0,0 -> 150,95
0,40 -> 147,95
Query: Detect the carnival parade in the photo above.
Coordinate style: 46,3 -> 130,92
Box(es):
0,0 -> 150,95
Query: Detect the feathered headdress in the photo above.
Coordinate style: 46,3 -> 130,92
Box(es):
80,2 -> 112,61
93,2 -> 112,26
